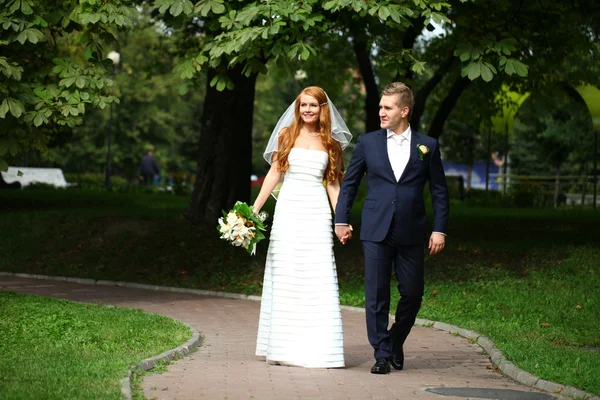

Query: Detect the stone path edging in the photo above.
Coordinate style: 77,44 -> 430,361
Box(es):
1,272 -> 597,400
120,322 -> 202,400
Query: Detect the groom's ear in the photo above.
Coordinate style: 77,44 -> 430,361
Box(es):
401,106 -> 410,118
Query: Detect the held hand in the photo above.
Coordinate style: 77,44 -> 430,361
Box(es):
335,225 -> 353,245
428,232 -> 445,255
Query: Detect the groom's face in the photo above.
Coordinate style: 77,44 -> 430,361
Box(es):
379,94 -> 409,133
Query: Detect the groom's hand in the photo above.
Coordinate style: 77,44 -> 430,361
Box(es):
335,225 -> 353,245
428,232 -> 445,255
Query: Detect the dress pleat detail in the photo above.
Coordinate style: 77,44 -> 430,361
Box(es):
256,148 -> 345,368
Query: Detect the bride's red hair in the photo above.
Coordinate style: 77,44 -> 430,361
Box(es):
275,86 -> 344,183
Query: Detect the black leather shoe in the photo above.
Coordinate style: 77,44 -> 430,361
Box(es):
390,345 -> 404,370
370,358 -> 391,374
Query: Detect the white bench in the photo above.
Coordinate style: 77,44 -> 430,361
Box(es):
1,167 -> 69,188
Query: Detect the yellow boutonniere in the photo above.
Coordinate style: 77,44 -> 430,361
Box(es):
417,144 -> 429,160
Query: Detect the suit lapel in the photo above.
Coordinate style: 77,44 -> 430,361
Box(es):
398,131 -> 420,182
376,129 -> 396,181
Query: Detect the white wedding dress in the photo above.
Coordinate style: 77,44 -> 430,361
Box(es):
255,147 -> 345,368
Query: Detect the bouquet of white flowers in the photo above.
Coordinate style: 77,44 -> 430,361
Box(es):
217,201 -> 268,255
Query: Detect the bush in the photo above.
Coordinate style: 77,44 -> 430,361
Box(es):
463,189 -> 511,207
64,173 -> 130,192
509,179 -> 555,208
22,182 -> 64,191
170,172 -> 193,196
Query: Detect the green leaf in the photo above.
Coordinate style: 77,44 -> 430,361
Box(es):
300,46 -> 310,60
33,16 -> 48,27
410,61 -> 426,74
378,6 -> 390,20
8,98 -> 24,118
0,99 -> 8,118
33,113 -> 44,127
504,59 -> 516,75
466,62 -> 481,80
75,76 -> 86,89
0,158 -> 8,173
183,0 -> 193,15
59,77 -> 77,88
512,59 -> 528,77
156,0 -> 172,14
17,170 -> 24,177
21,0 -> 33,15
323,1 -> 337,11
454,42 -> 472,62
9,0 -> 21,14
498,38 -> 518,55
480,63 -> 493,82
216,79 -> 226,91
389,8 -> 404,24
83,47 -> 93,61
16,28 -> 44,44
211,1 -> 226,14
170,2 -> 183,17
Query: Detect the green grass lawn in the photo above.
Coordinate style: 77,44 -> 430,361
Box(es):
1,188 -> 599,395
0,291 -> 191,400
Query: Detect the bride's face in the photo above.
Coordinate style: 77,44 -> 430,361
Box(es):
299,94 -> 320,125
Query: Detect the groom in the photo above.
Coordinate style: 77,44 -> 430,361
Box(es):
335,82 -> 449,374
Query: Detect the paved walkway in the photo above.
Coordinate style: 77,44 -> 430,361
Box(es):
1,276 -> 553,400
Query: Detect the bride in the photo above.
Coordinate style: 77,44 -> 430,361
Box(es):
252,86 -> 353,368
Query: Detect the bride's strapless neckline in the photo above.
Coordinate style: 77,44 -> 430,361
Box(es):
291,147 -> 328,156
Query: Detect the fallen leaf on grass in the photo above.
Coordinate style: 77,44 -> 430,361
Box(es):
541,322 -> 551,327
576,305 -> 582,310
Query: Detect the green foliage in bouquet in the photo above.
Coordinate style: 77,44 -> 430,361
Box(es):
217,201 -> 268,255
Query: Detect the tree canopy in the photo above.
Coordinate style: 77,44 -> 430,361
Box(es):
0,0 -> 136,171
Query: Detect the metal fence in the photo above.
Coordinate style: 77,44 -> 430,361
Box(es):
489,174 -> 598,207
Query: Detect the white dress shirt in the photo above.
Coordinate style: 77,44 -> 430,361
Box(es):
387,126 -> 411,181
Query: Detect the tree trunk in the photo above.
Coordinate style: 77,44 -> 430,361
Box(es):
186,66 -> 258,224
427,76 -> 471,139
467,135 -> 474,190
351,25 -> 380,133
466,163 -> 472,190
410,54 -> 455,131
553,164 -> 561,208
580,161 -> 588,206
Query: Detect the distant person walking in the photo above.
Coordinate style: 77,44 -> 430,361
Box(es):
139,150 -> 160,186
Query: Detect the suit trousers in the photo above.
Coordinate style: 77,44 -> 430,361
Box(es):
362,221 -> 425,360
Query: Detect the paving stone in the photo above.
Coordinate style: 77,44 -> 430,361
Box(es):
0,275 -> 593,400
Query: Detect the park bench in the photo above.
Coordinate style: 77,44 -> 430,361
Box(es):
1,167 -> 69,189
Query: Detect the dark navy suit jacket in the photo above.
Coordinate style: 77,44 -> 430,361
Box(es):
335,129 -> 449,245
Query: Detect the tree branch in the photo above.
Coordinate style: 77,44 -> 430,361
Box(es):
427,76 -> 471,139
410,52 -> 456,130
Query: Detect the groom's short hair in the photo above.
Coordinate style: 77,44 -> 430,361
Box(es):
382,82 -> 414,111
